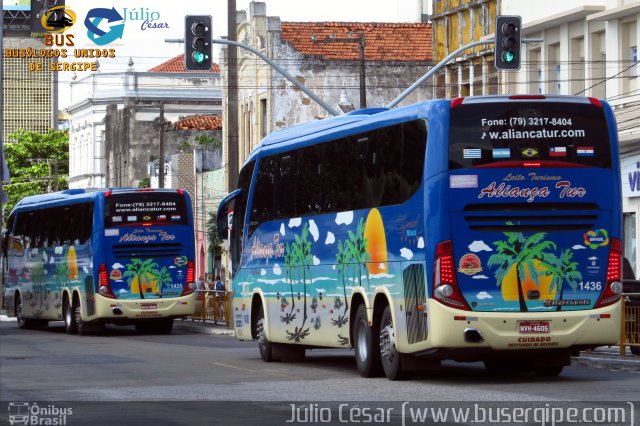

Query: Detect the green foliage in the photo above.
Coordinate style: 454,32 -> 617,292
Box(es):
178,140 -> 192,151
4,129 -> 69,220
207,211 -> 224,256
138,177 -> 151,188
195,134 -> 221,150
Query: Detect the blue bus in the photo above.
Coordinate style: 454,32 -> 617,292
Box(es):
1,188 -> 197,334
217,95 -> 623,379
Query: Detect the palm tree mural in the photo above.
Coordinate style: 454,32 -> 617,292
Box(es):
285,223 -> 313,343
488,231 -> 556,312
123,258 -> 159,299
345,217 -> 369,289
541,249 -> 582,311
331,240 -> 350,329
281,243 -> 297,324
155,266 -> 172,294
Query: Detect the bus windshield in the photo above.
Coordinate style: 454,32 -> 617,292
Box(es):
104,192 -> 189,226
449,100 -> 612,169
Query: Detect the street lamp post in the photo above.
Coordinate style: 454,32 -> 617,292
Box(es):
312,32 -> 367,109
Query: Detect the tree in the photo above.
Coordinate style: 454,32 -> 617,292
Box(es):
3,129 -> 69,222
206,211 -> 224,274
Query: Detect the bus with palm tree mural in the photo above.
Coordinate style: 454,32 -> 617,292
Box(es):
1,188 -> 196,335
217,95 -> 623,380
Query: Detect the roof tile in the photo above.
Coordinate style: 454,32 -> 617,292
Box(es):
149,54 -> 221,73
175,115 -> 223,130
280,22 -> 432,61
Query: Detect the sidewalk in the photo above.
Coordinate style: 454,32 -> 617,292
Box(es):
571,346 -> 640,372
173,318 -> 235,336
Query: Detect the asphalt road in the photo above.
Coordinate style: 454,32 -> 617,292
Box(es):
1,321 -> 638,425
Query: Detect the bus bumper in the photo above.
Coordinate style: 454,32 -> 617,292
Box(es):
423,299 -> 621,354
92,293 -> 196,321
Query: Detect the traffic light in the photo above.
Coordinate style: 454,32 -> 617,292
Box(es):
185,15 -> 212,71
495,15 -> 522,70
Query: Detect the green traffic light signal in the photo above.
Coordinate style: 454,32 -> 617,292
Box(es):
503,51 -> 516,63
192,51 -> 206,64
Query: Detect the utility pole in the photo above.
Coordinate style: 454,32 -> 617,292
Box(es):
227,0 -> 239,192
312,32 -> 367,108
159,102 -> 165,188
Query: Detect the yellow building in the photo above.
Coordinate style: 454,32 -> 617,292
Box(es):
430,0 -> 500,98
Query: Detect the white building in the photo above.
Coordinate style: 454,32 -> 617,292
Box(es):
503,0 -> 640,273
65,58 -> 222,188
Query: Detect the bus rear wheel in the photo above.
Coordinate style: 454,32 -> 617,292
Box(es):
15,294 -> 34,329
63,296 -> 77,334
74,299 -> 88,336
379,305 -> 405,380
255,305 -> 274,362
353,304 -> 382,378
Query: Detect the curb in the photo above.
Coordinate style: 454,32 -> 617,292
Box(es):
174,320 -> 235,336
572,353 -> 640,372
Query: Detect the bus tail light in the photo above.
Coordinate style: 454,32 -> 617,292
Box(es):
181,261 -> 196,296
97,264 -> 116,299
595,237 -> 622,308
432,240 -> 471,311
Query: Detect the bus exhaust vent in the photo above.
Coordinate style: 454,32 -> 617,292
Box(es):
463,202 -> 599,232
111,243 -> 183,258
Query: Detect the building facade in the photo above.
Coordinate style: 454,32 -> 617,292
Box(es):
221,1 -> 434,188
65,56 -> 222,188
2,37 -> 55,144
503,0 -> 640,274
430,0 -> 500,98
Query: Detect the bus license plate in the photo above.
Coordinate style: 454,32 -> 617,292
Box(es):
519,321 -> 550,334
141,303 -> 157,310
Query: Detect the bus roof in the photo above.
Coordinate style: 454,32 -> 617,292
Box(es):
13,188 -> 185,211
248,101 -> 441,161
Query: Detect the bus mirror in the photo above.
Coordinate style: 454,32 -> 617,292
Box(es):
217,189 -> 241,240
217,211 -> 229,240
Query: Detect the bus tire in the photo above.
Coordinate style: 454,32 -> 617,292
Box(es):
353,304 -> 382,378
15,294 -> 35,329
73,297 -> 87,336
63,295 -> 77,335
379,305 -> 406,380
534,363 -> 564,376
255,304 -> 274,362
155,318 -> 173,334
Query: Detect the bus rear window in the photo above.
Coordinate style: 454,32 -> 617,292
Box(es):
449,101 -> 612,169
105,192 -> 188,226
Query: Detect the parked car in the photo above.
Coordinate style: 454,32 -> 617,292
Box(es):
622,257 -> 640,355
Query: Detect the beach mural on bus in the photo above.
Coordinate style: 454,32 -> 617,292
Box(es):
236,193 -> 611,345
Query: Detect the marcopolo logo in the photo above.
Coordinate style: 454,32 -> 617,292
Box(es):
7,402 -> 72,425
40,6 -> 76,33
583,229 -> 610,250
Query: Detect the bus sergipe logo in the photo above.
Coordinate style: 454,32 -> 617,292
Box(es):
84,7 -> 125,45
41,6 -> 76,32
583,229 -> 609,249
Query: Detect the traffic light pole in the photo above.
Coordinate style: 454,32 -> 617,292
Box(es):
386,37 -> 542,109
166,38 -> 341,117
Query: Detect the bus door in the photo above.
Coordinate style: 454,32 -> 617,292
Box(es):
446,97 -> 620,313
